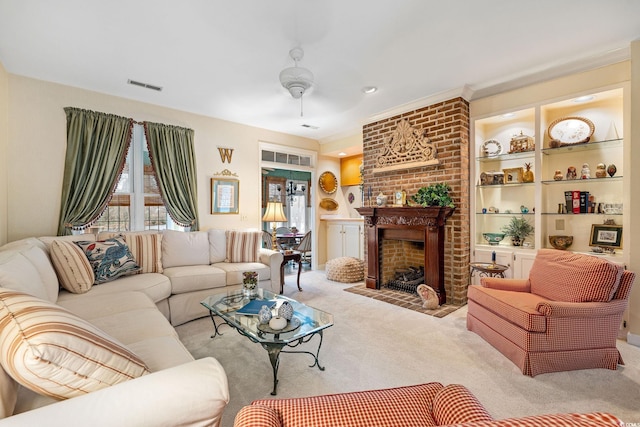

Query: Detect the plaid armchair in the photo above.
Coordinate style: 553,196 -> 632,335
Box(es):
467,249 -> 635,376
233,382 -> 622,426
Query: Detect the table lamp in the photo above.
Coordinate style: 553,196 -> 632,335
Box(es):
262,201 -> 287,250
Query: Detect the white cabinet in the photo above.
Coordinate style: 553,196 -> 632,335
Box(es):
326,220 -> 364,260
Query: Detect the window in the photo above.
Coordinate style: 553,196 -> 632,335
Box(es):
94,124 -> 183,232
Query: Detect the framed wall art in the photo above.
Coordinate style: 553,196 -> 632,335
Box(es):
589,224 -> 623,249
211,178 -> 239,214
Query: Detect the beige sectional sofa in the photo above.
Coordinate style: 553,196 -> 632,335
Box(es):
0,229 -> 283,425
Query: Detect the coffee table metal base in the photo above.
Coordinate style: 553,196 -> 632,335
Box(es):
207,311 -> 326,395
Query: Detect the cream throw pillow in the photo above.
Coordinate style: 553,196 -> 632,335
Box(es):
225,230 -> 261,262
50,240 -> 95,294
0,289 -> 149,400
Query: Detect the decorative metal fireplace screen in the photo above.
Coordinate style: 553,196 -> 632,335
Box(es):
385,267 -> 425,293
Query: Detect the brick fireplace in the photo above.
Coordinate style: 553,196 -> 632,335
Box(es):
360,97 -> 470,305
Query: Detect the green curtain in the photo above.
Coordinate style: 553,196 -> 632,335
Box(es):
57,108 -> 132,235
144,122 -> 199,230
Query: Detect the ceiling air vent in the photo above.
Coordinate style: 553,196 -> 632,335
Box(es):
301,124 -> 319,129
127,79 -> 163,92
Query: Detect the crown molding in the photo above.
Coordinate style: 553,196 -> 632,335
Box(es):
471,46 -> 630,100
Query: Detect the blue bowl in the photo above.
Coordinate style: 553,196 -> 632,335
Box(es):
483,233 -> 505,246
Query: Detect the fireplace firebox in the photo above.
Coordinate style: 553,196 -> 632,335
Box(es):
356,206 -> 455,305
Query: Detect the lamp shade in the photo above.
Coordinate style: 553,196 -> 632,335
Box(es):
262,202 -> 287,223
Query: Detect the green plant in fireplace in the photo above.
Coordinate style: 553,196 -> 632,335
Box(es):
411,183 -> 455,208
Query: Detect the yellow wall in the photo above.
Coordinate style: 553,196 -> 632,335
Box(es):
340,154 -> 363,186
0,62 -> 8,245
6,74 -> 319,240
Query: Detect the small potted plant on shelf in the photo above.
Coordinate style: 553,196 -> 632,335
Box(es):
501,216 -> 534,246
411,183 -> 455,208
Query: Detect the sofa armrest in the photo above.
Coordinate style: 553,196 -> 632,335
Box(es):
259,248 -> 284,293
445,412 -> 623,426
480,277 -> 530,292
536,299 -> 629,317
0,358 -> 229,427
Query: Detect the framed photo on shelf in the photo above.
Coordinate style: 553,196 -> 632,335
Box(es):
502,167 -> 523,184
211,178 -> 239,214
589,224 -> 623,249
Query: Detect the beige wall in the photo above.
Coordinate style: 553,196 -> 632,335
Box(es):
628,41 -> 640,343
6,74 -> 319,241
0,62 -> 8,245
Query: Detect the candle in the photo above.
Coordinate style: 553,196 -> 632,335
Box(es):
491,251 -> 496,263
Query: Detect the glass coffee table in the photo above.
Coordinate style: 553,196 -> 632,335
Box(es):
201,289 -> 333,395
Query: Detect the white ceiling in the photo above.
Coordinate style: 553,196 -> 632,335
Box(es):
1,0 -> 639,143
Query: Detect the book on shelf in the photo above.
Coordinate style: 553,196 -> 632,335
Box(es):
572,190 -> 580,214
564,191 -> 572,214
579,191 -> 589,214
236,299 -> 276,316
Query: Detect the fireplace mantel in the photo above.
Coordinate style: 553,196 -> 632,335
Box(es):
356,206 -> 455,304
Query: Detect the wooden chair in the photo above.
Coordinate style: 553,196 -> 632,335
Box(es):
294,231 -> 312,264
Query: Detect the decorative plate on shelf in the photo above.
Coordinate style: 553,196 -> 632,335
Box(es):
481,139 -> 502,157
318,171 -> 338,194
319,198 -> 339,211
547,116 -> 595,144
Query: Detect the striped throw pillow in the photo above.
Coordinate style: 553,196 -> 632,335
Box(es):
98,232 -> 163,274
49,240 -> 95,294
0,289 -> 149,400
226,231 -> 261,263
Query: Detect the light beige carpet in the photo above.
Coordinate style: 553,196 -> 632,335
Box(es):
176,270 -> 640,427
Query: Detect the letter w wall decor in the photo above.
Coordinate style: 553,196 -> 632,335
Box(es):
218,147 -> 234,163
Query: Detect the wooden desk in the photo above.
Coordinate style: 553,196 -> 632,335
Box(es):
280,251 -> 303,294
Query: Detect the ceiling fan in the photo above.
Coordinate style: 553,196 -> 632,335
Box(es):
279,47 -> 314,116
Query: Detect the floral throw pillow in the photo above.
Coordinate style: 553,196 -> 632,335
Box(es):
75,236 -> 140,284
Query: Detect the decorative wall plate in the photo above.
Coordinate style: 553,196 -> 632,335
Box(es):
548,116 -> 595,144
348,192 -> 355,204
319,171 -> 338,194
319,198 -> 339,211
481,139 -> 502,156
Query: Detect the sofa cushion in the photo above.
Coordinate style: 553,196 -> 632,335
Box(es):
529,249 -> 623,303
100,232 -> 163,274
0,289 -> 149,400
432,384 -> 493,425
0,246 -> 58,303
56,272 -> 171,305
162,230 -> 210,268
467,285 -> 547,332
57,291 -> 194,372
214,262 -> 271,285
162,265 -> 227,294
208,229 -> 227,263
75,237 -> 141,284
49,240 -> 95,294
226,230 -> 261,263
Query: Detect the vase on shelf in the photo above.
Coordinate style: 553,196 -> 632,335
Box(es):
242,271 -> 258,299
